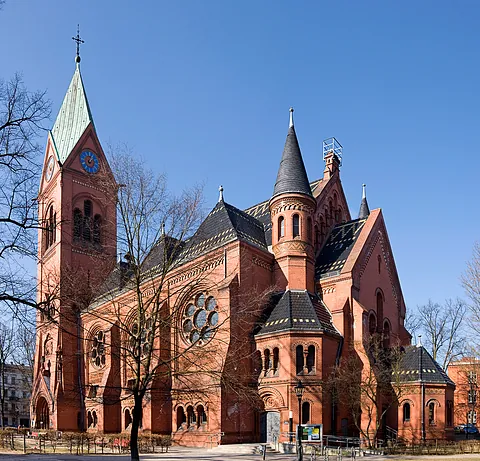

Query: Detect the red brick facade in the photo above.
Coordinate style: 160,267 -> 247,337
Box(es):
31,62 -> 455,446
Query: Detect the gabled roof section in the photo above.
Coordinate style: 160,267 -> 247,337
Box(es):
256,290 -> 338,336
177,200 -> 268,264
316,218 -> 367,280
272,121 -> 313,199
245,179 -> 322,246
50,64 -> 94,164
396,346 -> 455,386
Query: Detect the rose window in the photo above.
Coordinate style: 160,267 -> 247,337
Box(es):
183,293 -> 219,345
91,331 -> 106,368
131,317 -> 153,357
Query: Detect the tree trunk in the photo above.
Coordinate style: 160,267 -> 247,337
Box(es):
130,394 -> 143,461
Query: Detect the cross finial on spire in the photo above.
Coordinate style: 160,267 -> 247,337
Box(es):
289,107 -> 294,128
218,185 -> 224,202
72,24 -> 84,64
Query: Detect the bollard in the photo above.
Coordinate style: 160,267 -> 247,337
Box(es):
262,444 -> 266,460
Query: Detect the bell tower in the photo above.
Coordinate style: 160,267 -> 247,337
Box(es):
269,108 -> 316,292
32,36 -> 117,431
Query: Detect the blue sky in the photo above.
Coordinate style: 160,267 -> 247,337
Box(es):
2,1 -> 479,315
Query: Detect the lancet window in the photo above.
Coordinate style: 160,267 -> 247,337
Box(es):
73,199 -> 102,245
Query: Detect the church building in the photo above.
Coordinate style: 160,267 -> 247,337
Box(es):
32,51 -> 456,446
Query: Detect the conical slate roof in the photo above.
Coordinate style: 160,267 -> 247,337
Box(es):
272,121 -> 312,199
358,184 -> 370,219
50,64 -> 94,163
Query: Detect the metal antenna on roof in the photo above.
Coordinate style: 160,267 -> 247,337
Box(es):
218,185 -> 224,202
289,107 -> 294,128
72,24 -> 84,64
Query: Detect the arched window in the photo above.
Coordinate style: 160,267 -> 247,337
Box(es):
293,214 -> 300,238
176,407 -> 186,430
125,409 -> 132,429
87,411 -> 93,428
369,313 -> 376,335
296,345 -> 304,374
447,401 -> 453,427
73,208 -> 83,240
264,349 -> 271,375
306,345 -> 315,373
45,206 -> 55,250
383,320 -> 390,348
83,200 -> 92,241
428,402 -> 435,425
302,402 -> 310,424
376,291 -> 384,332
93,214 -> 102,244
307,217 -> 312,242
254,350 -> 262,379
273,348 -> 279,374
403,403 -> 411,422
197,405 -> 207,425
92,411 -> 98,427
187,405 -> 196,426
278,216 -> 285,239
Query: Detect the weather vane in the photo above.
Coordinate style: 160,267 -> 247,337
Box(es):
72,24 -> 84,63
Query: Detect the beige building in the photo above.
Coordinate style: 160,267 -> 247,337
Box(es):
2,364 -> 31,428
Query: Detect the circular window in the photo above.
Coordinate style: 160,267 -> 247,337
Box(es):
182,294 -> 218,345
130,317 -> 154,357
91,331 -> 106,368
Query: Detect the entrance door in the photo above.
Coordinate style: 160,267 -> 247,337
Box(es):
260,411 -> 280,443
36,397 -> 49,429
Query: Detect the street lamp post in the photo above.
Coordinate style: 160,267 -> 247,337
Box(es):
294,381 -> 305,461
467,372 -> 477,440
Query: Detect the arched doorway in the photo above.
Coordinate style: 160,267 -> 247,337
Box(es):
36,397 -> 49,429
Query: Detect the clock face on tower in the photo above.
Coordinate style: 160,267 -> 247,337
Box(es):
45,156 -> 55,181
80,150 -> 99,174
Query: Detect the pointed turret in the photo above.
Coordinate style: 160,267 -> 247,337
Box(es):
269,109 -> 316,292
50,63 -> 94,164
358,184 -> 370,219
272,108 -> 312,199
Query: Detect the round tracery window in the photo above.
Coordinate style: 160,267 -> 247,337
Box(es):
130,317 -> 154,357
183,293 -> 218,345
91,331 -> 106,368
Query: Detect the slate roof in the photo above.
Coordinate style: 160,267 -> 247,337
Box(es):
315,218 -> 367,280
244,179 -> 322,246
256,290 -> 338,336
396,346 -> 455,386
176,199 -> 268,264
272,125 -> 313,199
51,64 -> 94,163
358,186 -> 370,219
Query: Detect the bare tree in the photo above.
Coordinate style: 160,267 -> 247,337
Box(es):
79,150 -> 205,460
0,73 -> 50,315
463,243 -> 480,338
415,299 -> 466,369
327,334 -> 406,447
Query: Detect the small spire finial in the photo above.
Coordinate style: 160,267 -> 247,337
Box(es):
161,222 -> 165,237
218,185 -> 224,202
362,184 -> 366,199
72,24 -> 84,64
289,107 -> 294,128
417,335 -> 422,348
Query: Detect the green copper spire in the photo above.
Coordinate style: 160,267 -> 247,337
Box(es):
50,64 -> 94,164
